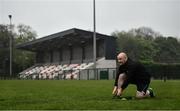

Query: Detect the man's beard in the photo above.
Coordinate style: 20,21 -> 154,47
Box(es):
119,63 -> 123,65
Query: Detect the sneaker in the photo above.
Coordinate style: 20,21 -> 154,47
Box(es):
112,94 -> 122,99
148,88 -> 155,97
116,95 -> 122,99
112,94 -> 117,99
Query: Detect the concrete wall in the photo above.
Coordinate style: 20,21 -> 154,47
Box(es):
52,50 -> 59,63
36,51 -> 44,63
97,40 -> 104,58
44,52 -> 51,63
105,37 -> 116,60
62,47 -> 70,64
36,37 -> 116,64
84,43 -> 93,60
76,68 -> 116,80
71,46 -> 82,63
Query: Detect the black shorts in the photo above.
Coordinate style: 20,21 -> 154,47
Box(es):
136,81 -> 150,92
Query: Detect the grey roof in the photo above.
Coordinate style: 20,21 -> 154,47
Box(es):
16,28 -> 115,52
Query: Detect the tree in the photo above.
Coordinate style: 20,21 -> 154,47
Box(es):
16,24 -> 36,43
0,24 -> 37,76
14,24 -> 37,74
113,27 -> 180,63
112,29 -> 157,62
128,26 -> 161,39
154,36 -> 180,63
0,25 -> 10,75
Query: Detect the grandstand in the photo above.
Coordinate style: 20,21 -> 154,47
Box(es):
16,28 -> 116,80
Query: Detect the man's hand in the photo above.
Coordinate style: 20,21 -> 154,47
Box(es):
112,86 -> 117,95
117,88 -> 123,96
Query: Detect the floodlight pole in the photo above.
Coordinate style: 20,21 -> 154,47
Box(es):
93,0 -> 97,78
8,15 -> 12,76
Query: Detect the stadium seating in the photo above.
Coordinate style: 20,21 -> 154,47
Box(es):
19,62 -> 94,80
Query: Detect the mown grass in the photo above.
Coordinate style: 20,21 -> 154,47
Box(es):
0,80 -> 180,110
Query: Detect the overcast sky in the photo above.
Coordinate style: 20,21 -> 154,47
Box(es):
1,0 -> 180,38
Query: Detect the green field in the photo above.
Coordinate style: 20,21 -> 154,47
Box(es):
0,80 -> 180,110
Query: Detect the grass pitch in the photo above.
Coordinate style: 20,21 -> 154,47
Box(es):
0,80 -> 180,110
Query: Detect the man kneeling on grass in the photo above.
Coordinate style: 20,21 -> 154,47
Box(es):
112,52 -> 155,99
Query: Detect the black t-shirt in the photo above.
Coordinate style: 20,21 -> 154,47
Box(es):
114,58 -> 151,89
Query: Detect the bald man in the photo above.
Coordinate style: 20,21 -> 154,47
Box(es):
112,52 -> 154,98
